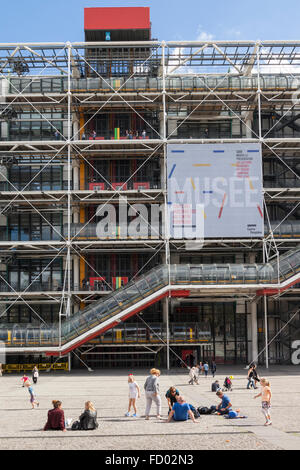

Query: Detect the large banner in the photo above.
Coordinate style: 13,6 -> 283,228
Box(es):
167,143 -> 263,238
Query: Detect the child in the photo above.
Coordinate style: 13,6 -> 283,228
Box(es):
254,378 -> 272,426
125,374 -> 140,417
21,374 -> 29,387
224,409 -> 247,419
25,381 -> 39,409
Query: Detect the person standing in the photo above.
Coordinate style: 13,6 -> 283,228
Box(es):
188,366 -> 197,385
32,366 -> 39,384
144,368 -> 161,420
247,365 -> 255,389
210,361 -> 217,377
254,378 -> 272,426
203,362 -> 209,378
125,374 -> 141,417
252,364 -> 260,388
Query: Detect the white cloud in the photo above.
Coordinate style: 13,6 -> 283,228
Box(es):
196,25 -> 214,42
253,47 -> 300,75
196,30 -> 214,42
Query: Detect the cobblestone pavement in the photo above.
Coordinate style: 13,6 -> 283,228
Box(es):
0,365 -> 299,450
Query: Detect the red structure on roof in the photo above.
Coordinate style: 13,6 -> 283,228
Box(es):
84,7 -> 150,31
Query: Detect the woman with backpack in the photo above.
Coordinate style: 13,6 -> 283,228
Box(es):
72,401 -> 99,430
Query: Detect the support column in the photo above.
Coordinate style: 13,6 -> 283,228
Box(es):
73,205 -> 80,312
73,158 -> 80,191
0,78 -> 9,140
250,301 -> 258,363
73,114 -> 79,141
163,297 -> 170,370
73,255 -> 80,313
248,252 -> 258,364
246,118 -> 252,138
159,111 -> 164,138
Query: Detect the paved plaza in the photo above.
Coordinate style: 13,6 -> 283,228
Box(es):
0,365 -> 300,450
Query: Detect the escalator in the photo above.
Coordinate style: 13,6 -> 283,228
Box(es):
1,247 -> 300,355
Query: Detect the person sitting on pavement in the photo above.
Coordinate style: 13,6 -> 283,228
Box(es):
165,386 -> 180,413
167,395 -> 197,423
43,400 -> 66,431
76,401 -> 99,430
210,390 -> 233,415
223,409 -> 247,419
211,380 -> 221,392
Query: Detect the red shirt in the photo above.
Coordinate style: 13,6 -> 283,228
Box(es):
44,408 -> 65,431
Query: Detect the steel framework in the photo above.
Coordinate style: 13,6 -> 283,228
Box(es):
0,40 -> 300,367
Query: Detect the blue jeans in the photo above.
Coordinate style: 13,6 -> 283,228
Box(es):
247,378 -> 255,389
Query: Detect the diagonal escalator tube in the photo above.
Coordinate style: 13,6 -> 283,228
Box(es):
1,247 -> 300,353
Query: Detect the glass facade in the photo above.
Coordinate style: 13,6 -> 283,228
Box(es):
5,212 -> 62,241
4,165 -> 63,191
3,258 -> 63,292
8,111 -> 65,140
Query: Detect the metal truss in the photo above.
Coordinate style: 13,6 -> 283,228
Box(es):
0,40 -> 300,360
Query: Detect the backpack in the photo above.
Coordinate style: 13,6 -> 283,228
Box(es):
197,406 -> 212,415
189,404 -> 200,418
71,420 -> 80,430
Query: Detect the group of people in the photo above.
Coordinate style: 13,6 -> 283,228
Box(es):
81,129 -> 147,140
21,368 -> 98,431
19,362 -> 273,429
125,369 -> 198,423
188,361 -> 216,384
124,129 -> 147,139
43,400 -> 98,432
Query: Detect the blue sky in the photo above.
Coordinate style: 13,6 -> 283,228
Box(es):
1,0 -> 300,43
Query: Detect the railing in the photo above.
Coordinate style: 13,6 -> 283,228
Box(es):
1,221 -> 300,243
1,247 -> 300,348
91,322 -> 211,344
264,177 -> 300,188
8,75 -> 300,95
0,180 -> 161,192
66,223 -> 162,240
